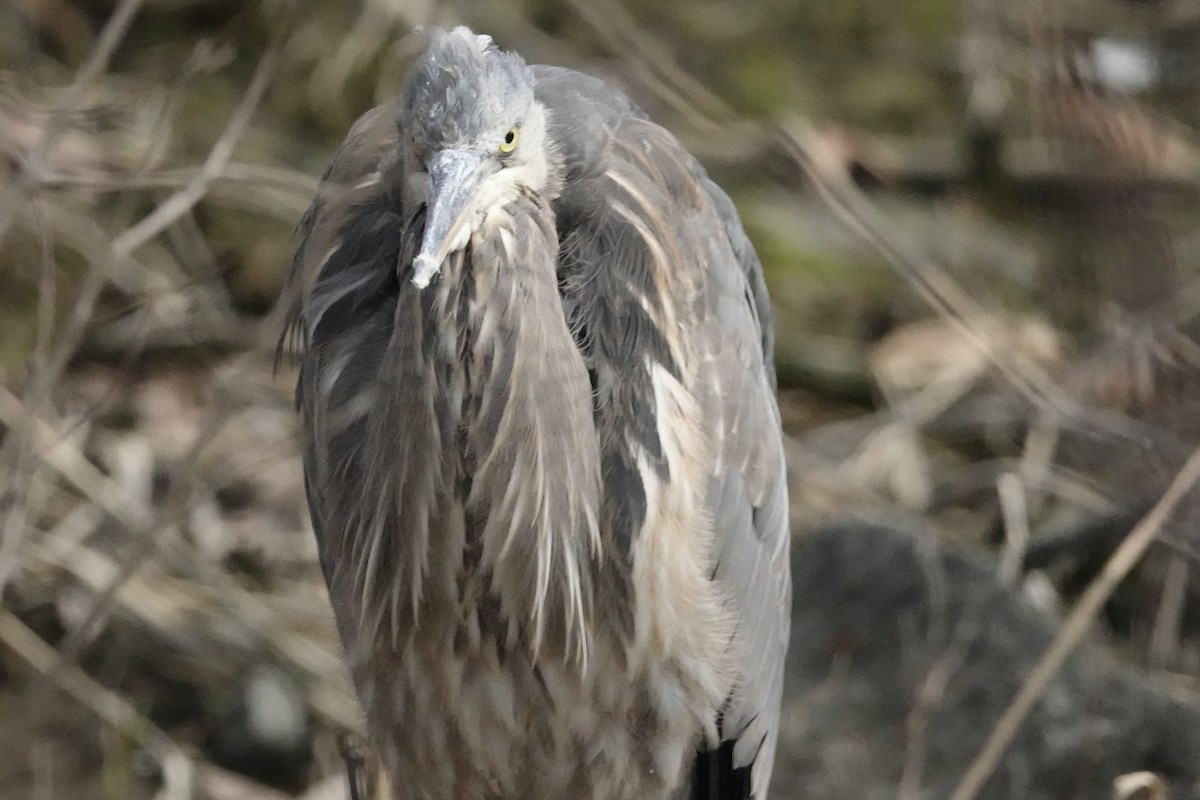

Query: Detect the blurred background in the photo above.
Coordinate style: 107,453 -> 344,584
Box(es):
4,0 -> 1200,798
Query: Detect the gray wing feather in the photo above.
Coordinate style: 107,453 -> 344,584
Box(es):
696,175 -> 791,797
536,67 -> 790,797
280,99 -> 430,649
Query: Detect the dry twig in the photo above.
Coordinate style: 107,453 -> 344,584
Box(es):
949,443 -> 1200,800
0,609 -> 194,798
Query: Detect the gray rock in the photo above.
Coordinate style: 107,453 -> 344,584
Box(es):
772,515 -> 1200,800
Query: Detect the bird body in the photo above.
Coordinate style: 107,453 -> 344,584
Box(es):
285,28 -> 789,799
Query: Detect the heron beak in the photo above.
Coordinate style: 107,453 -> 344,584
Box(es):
411,149 -> 488,288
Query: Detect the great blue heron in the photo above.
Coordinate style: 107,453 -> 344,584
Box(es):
283,26 -> 790,800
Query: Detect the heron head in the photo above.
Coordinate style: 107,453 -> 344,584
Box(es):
399,27 -> 556,288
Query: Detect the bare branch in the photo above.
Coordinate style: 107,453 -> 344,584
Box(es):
0,0 -> 146,243
110,44 -> 281,257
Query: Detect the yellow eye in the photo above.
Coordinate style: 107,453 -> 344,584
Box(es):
499,126 -> 520,154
